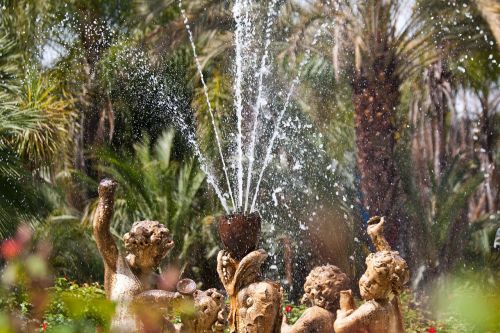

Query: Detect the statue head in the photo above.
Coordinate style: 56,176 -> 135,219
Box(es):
236,281 -> 282,333
301,265 -> 350,312
123,220 -> 174,271
359,250 -> 409,301
189,288 -> 226,331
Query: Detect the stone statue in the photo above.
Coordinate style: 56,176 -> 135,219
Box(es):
281,265 -> 350,333
216,213 -> 283,333
94,178 -> 176,331
95,179 -> 227,332
217,249 -> 283,333
134,278 -> 228,333
334,216 -> 409,333
176,287 -> 228,333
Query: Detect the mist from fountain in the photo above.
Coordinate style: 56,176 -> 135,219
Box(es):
116,44 -> 232,214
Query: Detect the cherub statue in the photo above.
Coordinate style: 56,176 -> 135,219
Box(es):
281,264 -> 350,333
94,179 -> 177,332
217,249 -> 283,333
334,216 -> 409,333
177,288 -> 228,333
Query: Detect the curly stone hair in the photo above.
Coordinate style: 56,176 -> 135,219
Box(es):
366,250 -> 409,295
123,220 -> 173,257
301,264 -> 350,312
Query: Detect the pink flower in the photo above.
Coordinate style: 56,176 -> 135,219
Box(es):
41,322 -> 48,331
285,305 -> 293,313
0,239 -> 22,259
427,327 -> 437,333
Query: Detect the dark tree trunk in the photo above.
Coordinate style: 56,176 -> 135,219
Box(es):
353,54 -> 403,248
427,60 -> 452,184
478,91 -> 498,213
74,7 -> 114,181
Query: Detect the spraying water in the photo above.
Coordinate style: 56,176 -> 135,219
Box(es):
116,45 -> 231,213
179,0 -> 236,209
233,0 -> 253,209
178,1 -> 331,214
243,0 -> 279,213
250,24 -> 330,213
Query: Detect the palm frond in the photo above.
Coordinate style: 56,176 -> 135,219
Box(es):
81,129 -> 209,264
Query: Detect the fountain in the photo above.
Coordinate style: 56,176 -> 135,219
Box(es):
94,177 -> 411,332
214,212 -> 281,332
176,1 -> 383,332
92,2 -> 412,332
178,0 -> 329,216
218,213 -> 261,261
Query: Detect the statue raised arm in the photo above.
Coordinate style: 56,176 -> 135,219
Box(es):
94,178 -> 119,294
367,216 -> 391,252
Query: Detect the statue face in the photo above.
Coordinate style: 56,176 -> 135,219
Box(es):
132,244 -> 167,270
305,283 -> 332,308
359,259 -> 391,301
193,289 -> 225,330
236,282 -> 281,333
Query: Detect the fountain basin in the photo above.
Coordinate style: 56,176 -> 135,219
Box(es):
218,212 -> 261,260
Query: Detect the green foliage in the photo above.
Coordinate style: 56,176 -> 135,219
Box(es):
43,278 -> 114,332
11,69 -> 74,167
0,8 -> 74,237
34,220 -> 104,283
429,157 -> 484,245
283,303 -> 306,326
0,277 -> 113,333
82,129 -> 212,266
429,273 -> 500,333
0,148 -> 50,237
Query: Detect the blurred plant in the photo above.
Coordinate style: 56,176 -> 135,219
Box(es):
42,278 -> 114,332
0,225 -> 53,332
429,272 -> 500,333
0,224 -> 114,333
34,220 -> 104,283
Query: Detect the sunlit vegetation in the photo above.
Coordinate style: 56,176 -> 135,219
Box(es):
0,0 -> 498,331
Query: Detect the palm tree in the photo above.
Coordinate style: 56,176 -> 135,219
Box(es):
0,13 -> 74,236
320,0 -> 437,249
475,0 -> 500,47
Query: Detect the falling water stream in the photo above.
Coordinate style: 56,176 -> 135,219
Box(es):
233,0 -> 249,209
178,0 -> 330,214
179,1 -> 235,211
244,0 -> 279,213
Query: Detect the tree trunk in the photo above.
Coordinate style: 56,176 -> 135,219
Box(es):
477,90 -> 498,214
353,55 -> 403,248
427,60 -> 451,184
73,7 -> 114,181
